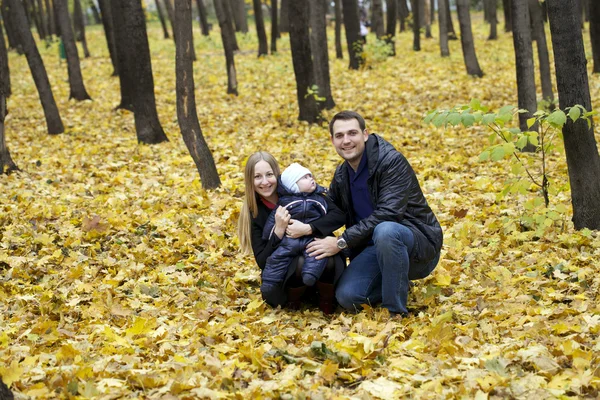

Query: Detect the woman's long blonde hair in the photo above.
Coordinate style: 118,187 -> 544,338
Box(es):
237,151 -> 281,254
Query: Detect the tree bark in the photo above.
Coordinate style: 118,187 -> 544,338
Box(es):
175,0 -> 221,188
529,0 -> 553,104
334,0 -> 343,59
74,0 -> 91,57
371,0 -> 384,38
196,0 -> 210,36
456,0 -> 483,77
270,0 -> 278,52
486,0 -> 497,39
0,88 -> 18,174
280,0 -> 290,33
309,0 -> 334,110
289,0 -> 319,122
502,0 -> 512,31
8,0 -> 64,134
156,0 -> 171,39
547,0 -> 600,230
252,0 -> 268,56
214,0 -> 238,95
2,1 -> 23,52
386,0 -> 397,55
110,0 -> 133,108
230,0 -> 248,33
36,0 -> 49,39
89,0 -> 101,24
24,0 -> 44,40
511,0 -> 536,137
399,0 -> 409,32
444,0 -> 457,39
342,0 -> 362,69
411,0 -> 421,50
590,0 -> 600,73
98,0 -> 119,76
424,0 -> 432,38
55,0 -> 92,100
44,0 -> 56,36
438,0 -> 450,56
0,16 -> 11,97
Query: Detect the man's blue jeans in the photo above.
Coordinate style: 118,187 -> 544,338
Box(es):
335,221 -> 440,315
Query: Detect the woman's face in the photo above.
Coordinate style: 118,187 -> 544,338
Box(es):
253,160 -> 277,199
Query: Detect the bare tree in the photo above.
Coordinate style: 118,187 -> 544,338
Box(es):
371,0 -> 384,38
73,0 -> 91,57
529,0 -> 553,104
334,0 -> 343,59
280,0 -> 290,33
438,0 -> 450,56
98,0 -> 119,76
0,19 -> 17,173
0,16 -> 11,96
411,0 -> 421,50
590,0 -> 600,73
386,0 -> 397,55
270,0 -> 278,53
485,0 -> 497,40
156,0 -> 171,39
342,0 -> 363,69
196,0 -> 210,36
175,0 -> 221,188
252,0 -> 268,56
309,0 -> 335,110
456,0 -> 483,77
214,0 -> 238,95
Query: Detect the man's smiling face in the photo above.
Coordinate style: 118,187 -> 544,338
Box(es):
331,118 -> 369,169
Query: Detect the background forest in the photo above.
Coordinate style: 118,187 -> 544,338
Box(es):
1,0 -> 600,398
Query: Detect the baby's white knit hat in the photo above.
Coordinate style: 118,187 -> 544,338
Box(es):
281,163 -> 311,193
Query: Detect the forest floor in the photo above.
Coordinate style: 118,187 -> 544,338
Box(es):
2,16 -> 600,399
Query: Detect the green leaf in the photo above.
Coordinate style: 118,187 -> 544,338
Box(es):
529,136 -> 539,146
568,106 -> 581,122
424,111 -> 437,124
482,113 -> 496,125
479,150 -> 491,161
447,112 -> 462,126
516,135 -> 528,150
491,146 -> 506,161
473,111 -> 483,123
499,105 -> 514,115
547,110 -> 567,128
470,98 -> 482,111
461,113 -> 475,127
432,113 -> 447,127
526,117 -> 537,129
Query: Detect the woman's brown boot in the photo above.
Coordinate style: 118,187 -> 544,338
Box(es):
286,285 -> 307,310
316,281 -> 336,315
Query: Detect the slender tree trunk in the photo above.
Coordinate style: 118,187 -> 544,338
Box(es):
230,0 -> 248,33
411,0 -> 421,50
386,0 -> 397,55
309,0 -> 334,110
280,0 -> 290,33
503,0 -> 512,31
399,0 -> 409,32
252,0 -> 268,56
222,0 -> 239,50
334,0 -> 343,59
45,0 -> 56,36
2,1 -> 23,52
116,0 -> 168,144
36,0 -> 48,39
445,0 -> 457,39
590,0 -> 600,73
438,0 -> 450,56
289,0 -> 319,122
371,0 -> 384,38
175,0 -> 221,188
98,0 -> 119,76
164,0 -> 196,60
486,0 -> 497,39
270,0 -> 278,52
424,0 -> 432,38
0,17 -> 11,97
529,0 -> 553,104
24,0 -> 44,40
342,0 -> 362,69
456,0 -> 484,76
156,0 -> 171,38
55,0 -> 91,100
196,0 -> 210,36
110,0 -> 133,108
547,0 -> 600,230
8,0 -> 63,134
89,0 -> 101,24
74,0 -> 91,57
214,0 -> 238,95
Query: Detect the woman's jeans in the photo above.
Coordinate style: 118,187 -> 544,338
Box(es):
335,221 -> 440,315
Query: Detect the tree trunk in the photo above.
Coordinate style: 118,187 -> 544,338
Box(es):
280,0 -> 290,33
36,0 -> 49,39
221,0 -> 240,50
456,0 -> 484,77
74,0 -> 91,57
289,0 -> 319,122
511,0 -> 537,138
252,0 -> 268,56
270,0 -> 278,52
342,0 -> 362,69
547,0 -> 600,230
371,0 -> 384,38
230,0 -> 248,33
502,0 -> 512,31
309,0 -> 334,110
24,0 -> 44,40
529,0 -> 553,104
438,0 -> 450,56
0,16 -> 12,97
334,0 -> 343,59
164,0 -> 177,40
55,0 -> 92,100
590,0 -> 600,73
399,0 -> 409,32
196,0 -> 210,36
386,0 -> 397,55
175,0 -> 221,189
214,0 -> 238,95
486,0 -> 497,39
424,0 -> 432,38
444,0 -> 457,39
8,0 -> 64,134
98,0 -> 119,76
156,0 -> 171,39
2,1 -> 23,52
110,0 -> 134,108
45,0 -> 56,36
0,89 -> 18,174
411,0 -> 421,50
89,0 -> 101,24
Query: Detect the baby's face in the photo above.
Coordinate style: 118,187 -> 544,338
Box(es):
296,173 -> 317,193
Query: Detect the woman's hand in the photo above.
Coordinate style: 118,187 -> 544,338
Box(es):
273,206 -> 291,239
286,220 -> 312,238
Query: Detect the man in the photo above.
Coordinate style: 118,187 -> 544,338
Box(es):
306,110 -> 443,316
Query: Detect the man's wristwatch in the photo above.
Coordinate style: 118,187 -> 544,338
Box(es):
337,237 -> 348,250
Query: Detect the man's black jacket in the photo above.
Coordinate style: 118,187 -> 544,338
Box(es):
312,134 -> 443,263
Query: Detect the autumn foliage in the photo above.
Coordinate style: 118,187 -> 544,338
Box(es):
1,17 -> 600,398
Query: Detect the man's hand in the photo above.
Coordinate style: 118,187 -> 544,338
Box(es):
286,219 -> 312,238
306,236 -> 340,260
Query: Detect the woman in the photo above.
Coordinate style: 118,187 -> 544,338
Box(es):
237,151 -> 346,313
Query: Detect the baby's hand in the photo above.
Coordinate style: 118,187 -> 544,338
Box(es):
286,220 -> 312,238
